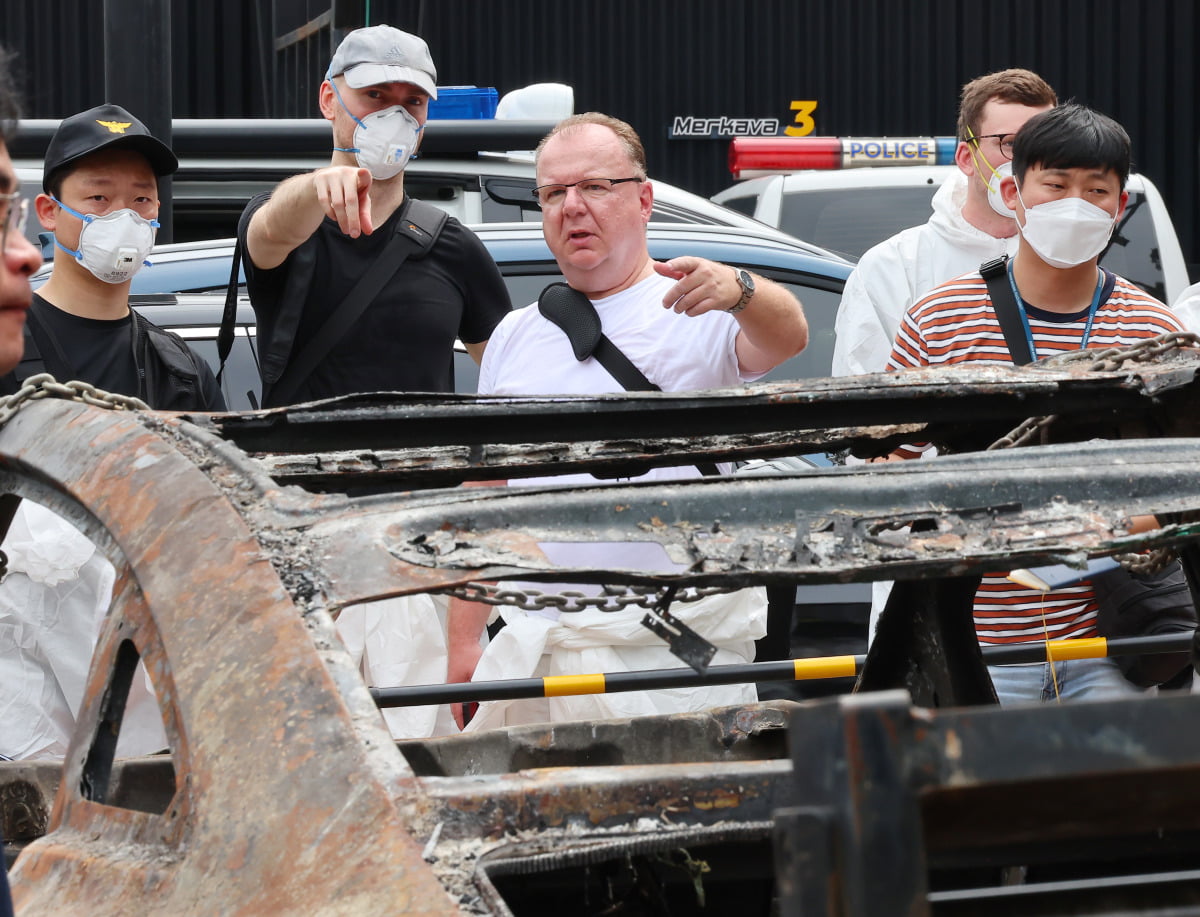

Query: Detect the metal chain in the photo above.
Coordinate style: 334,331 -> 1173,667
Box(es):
1112,548 -> 1174,576
988,333 -> 1198,572
437,581 -> 734,613
0,373 -> 149,426
988,333 -> 1198,451
985,413 -> 1060,451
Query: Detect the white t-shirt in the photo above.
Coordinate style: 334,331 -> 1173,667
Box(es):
478,271 -> 756,604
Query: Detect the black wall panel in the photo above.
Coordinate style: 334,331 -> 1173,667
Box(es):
2,0 -> 1197,272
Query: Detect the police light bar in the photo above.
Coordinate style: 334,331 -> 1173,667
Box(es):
729,136 -> 959,179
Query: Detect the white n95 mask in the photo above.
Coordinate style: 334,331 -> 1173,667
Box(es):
985,161 -> 1016,217
968,143 -> 1016,218
1015,184 -> 1118,269
52,198 -> 158,284
330,79 -> 423,180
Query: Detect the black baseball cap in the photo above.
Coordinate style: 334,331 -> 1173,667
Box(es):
42,103 -> 178,193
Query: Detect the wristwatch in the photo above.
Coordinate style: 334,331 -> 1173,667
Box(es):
728,268 -> 755,313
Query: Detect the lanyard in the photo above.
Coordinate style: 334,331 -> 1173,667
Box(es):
1008,260 -> 1104,360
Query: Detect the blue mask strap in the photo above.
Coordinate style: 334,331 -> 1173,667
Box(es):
49,196 -> 159,266
328,77 -> 365,154
50,196 -> 89,261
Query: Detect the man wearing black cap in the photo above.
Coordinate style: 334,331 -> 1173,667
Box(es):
240,24 -> 510,407
0,104 -> 222,770
0,102 -> 224,410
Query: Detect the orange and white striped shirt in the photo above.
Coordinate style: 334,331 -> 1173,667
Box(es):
887,267 -> 1183,644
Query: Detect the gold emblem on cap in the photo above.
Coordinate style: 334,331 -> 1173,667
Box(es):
96,120 -> 133,134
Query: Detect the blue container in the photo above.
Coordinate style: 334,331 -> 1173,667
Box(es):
428,86 -> 499,120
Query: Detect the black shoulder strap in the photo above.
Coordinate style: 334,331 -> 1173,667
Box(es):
537,282 -> 719,476
266,197 -> 449,407
216,236 -> 242,384
981,255 -> 1033,366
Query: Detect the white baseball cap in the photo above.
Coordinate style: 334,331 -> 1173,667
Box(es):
327,25 -> 438,99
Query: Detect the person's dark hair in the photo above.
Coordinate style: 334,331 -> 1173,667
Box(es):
0,47 -> 22,145
957,68 -> 1057,143
1012,102 -> 1132,189
536,112 -> 648,178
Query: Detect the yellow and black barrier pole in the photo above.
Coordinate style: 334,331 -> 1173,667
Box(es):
369,632 -> 1194,708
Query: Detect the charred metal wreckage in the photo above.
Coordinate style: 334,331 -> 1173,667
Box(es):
3,340 -> 1200,914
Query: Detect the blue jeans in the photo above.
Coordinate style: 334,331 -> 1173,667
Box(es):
988,657 -> 1150,706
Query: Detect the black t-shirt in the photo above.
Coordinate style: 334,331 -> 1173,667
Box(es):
29,294 -> 139,395
241,193 -> 512,403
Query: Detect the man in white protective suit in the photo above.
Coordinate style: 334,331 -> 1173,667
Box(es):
831,68 -> 1057,377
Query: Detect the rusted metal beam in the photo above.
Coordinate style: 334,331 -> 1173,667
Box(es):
0,399 -> 457,916
206,350 -> 1200,469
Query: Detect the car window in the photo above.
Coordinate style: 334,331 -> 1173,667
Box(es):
718,195 -> 759,218
131,256 -> 244,295
501,266 -> 566,308
480,178 -> 542,222
780,186 -> 939,258
752,282 -> 841,382
1097,191 -> 1167,303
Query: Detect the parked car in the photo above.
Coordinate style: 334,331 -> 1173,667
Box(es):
31,223 -> 852,409
714,160 -> 1191,305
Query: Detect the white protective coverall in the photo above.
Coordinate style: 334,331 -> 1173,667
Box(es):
335,594 -> 461,739
0,502 -> 165,760
464,587 -> 766,732
1172,281 -> 1200,334
831,170 -> 1018,378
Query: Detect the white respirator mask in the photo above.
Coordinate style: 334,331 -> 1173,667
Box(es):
1014,183 -> 1118,269
968,143 -> 1016,218
984,161 -> 1016,218
330,79 -> 422,180
52,198 -> 158,284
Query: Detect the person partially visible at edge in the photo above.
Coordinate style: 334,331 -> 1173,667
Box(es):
0,52 -> 39,377
1,104 -> 222,765
0,103 -> 224,409
240,23 -> 511,407
885,103 -> 1184,706
0,43 -> 41,917
832,68 -> 1057,377
445,112 -> 809,731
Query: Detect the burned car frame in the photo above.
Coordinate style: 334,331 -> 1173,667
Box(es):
3,341 -> 1200,915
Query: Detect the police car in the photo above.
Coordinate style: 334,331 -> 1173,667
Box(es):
712,136 -> 1191,306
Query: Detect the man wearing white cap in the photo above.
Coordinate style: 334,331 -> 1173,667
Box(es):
240,24 -> 511,407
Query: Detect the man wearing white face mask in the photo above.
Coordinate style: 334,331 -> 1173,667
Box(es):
0,103 -> 224,409
831,70 -> 1056,647
0,102 -> 222,766
241,24 -> 511,408
833,69 -> 1056,378
886,103 -> 1184,706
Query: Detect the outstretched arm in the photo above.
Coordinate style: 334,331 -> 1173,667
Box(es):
653,258 -> 808,375
446,596 -> 491,729
246,166 -> 375,270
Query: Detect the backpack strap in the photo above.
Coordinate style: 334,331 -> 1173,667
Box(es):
537,282 -> 720,477
980,255 -> 1033,366
265,197 -> 448,407
216,234 -> 243,385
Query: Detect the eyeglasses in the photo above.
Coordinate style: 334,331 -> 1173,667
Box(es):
532,177 -> 643,208
971,132 -> 1017,161
1,191 -> 30,252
